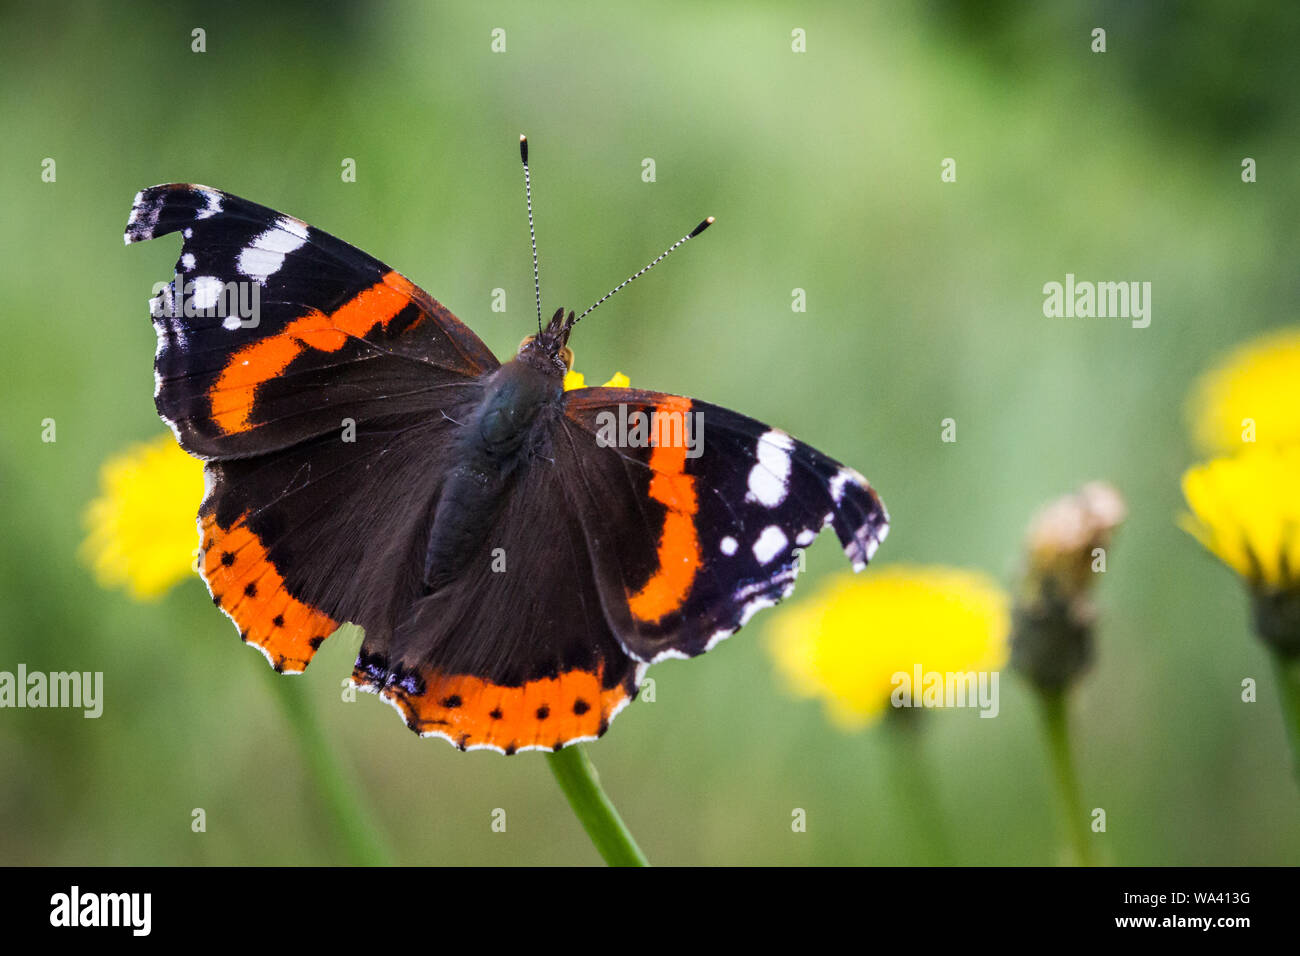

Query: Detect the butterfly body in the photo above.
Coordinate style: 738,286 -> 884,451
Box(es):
124,180 -> 889,753
424,356 -> 561,590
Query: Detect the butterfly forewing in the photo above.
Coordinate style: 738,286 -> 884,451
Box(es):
556,387 -> 889,663
125,183 -> 497,459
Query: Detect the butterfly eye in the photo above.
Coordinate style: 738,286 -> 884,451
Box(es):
560,346 -> 574,370
517,334 -> 537,354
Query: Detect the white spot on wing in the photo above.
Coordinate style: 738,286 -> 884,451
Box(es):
765,429 -> 795,451
746,430 -> 792,507
238,218 -> 309,284
829,466 -> 868,505
829,470 -> 849,503
277,215 -> 310,240
194,188 -> 223,219
719,536 -> 738,556
191,276 -> 223,310
752,525 -> 788,565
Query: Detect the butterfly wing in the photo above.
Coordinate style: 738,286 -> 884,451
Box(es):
197,408 -> 481,673
349,418 -> 645,753
126,185 -> 497,672
126,183 -> 498,459
555,387 -> 889,663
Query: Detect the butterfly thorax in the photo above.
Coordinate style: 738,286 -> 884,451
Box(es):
423,358 -> 562,591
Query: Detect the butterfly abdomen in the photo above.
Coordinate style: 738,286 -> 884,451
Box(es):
423,360 -> 561,590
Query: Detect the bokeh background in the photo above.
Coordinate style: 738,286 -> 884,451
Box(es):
2,1 -> 1298,865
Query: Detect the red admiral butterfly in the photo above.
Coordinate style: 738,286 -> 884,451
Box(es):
124,138 -> 889,754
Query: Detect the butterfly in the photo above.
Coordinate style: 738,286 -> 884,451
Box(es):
123,138 -> 889,754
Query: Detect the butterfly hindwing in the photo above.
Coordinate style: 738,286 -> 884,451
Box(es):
199,403 -> 479,673
125,183 -> 498,459
556,387 -> 889,663
349,419 -> 644,753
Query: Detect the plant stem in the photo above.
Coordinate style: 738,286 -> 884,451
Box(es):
547,744 -> 648,866
1271,652 -> 1300,790
269,673 -> 395,865
885,710 -> 956,863
1037,689 -> 1095,867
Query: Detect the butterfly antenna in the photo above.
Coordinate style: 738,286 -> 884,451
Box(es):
568,216 -> 715,330
520,134 -> 543,334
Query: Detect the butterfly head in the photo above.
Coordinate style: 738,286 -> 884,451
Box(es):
517,307 -> 574,377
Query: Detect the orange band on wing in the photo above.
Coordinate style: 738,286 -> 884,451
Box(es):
209,271 -> 419,434
358,666 -> 631,753
627,397 -> 701,623
201,512 -> 339,673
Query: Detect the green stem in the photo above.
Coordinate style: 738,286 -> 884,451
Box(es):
269,673 -> 395,865
1271,652 -> 1300,791
1037,689 -> 1095,867
885,710 -> 956,864
547,744 -> 648,866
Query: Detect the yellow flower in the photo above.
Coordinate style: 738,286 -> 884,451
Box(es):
1180,444 -> 1300,591
564,369 -> 630,391
1188,327 -> 1300,455
80,433 -> 204,600
768,566 -> 1011,729
84,362 -> 629,601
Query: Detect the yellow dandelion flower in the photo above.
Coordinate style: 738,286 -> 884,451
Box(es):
80,433 -> 204,600
768,565 -> 1011,729
1181,446 -> 1300,778
1180,444 -> 1300,591
1189,327 -> 1300,455
83,364 -> 628,602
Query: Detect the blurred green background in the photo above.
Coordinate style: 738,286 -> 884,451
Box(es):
2,0 -> 1298,865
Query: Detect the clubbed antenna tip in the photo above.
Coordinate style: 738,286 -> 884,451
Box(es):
690,216 -> 715,238
569,215 -> 717,329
